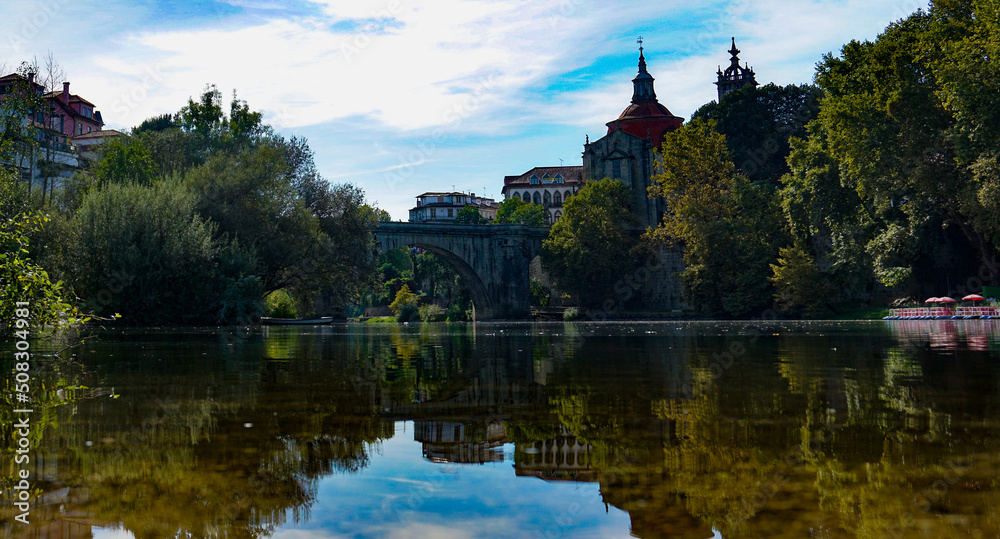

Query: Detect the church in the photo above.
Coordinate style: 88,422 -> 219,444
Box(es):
581,37 -> 756,229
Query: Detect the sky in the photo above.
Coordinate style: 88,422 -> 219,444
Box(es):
1,0 -> 931,220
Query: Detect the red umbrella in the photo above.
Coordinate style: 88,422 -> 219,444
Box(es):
963,294 -> 985,301
939,297 -> 957,303
924,297 -> 940,303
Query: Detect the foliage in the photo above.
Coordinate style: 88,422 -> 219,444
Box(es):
494,198 -> 544,225
542,178 -> 642,304
649,118 -> 786,316
530,278 -> 550,307
265,289 -> 299,319
0,62 -> 43,169
811,4 -> 999,291
694,83 -> 823,184
770,245 -> 832,317
418,304 -> 446,322
70,178 -> 258,323
389,285 -> 418,317
562,306 -> 580,321
454,205 -> 487,224
89,135 -> 158,187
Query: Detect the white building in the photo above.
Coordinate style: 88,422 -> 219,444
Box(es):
408,192 -> 499,223
500,166 -> 584,224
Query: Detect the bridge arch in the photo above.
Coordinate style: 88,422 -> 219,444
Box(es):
375,223 -> 548,320
407,242 -> 494,319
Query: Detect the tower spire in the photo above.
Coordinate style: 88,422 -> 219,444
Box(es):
631,36 -> 656,103
715,37 -> 757,102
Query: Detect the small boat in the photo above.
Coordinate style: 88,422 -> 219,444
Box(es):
261,316 -> 336,326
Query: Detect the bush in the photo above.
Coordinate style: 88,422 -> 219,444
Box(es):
563,307 -> 580,320
396,302 -> 420,323
445,302 -> 468,322
419,304 -> 446,322
265,289 -> 298,318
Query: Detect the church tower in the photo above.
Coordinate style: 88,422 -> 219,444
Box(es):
583,39 -> 684,229
715,37 -> 757,102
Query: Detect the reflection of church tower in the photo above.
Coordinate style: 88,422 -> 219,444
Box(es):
715,37 -> 757,101
583,39 -> 684,229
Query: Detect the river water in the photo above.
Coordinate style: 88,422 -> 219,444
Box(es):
2,320 -> 1000,538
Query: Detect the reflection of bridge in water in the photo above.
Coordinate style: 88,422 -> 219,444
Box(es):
375,222 -> 549,319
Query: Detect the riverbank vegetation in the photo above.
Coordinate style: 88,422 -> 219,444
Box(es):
2,84 -> 386,333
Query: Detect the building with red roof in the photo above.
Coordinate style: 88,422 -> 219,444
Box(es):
582,41 -> 685,229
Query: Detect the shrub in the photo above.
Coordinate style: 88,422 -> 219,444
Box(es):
419,304 -> 446,322
265,289 -> 298,318
563,307 -> 580,320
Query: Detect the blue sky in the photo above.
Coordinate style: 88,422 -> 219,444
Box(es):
2,0 -> 931,220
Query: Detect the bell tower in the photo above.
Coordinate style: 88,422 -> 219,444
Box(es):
715,37 -> 757,102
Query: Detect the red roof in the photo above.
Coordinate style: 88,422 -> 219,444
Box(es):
606,101 -> 683,145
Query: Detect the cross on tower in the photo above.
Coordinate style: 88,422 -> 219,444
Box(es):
637,35 -> 643,51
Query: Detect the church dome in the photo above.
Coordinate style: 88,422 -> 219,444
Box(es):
606,44 -> 684,144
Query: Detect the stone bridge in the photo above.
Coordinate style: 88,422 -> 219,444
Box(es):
375,222 -> 549,319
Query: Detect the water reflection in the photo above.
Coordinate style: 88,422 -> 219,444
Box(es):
1,321 -> 999,537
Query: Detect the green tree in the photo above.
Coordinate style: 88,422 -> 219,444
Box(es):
770,245 -> 832,317
494,198 -> 544,225
71,178 -> 258,322
542,178 -> 641,304
89,136 -> 158,187
812,5 -> 999,290
1,170 -> 81,336
454,205 -> 486,224
649,118 -> 786,316
693,83 -> 823,184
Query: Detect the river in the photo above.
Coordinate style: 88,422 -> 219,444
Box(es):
2,320 -> 999,537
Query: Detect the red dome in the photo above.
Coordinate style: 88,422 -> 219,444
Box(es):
606,100 -> 684,145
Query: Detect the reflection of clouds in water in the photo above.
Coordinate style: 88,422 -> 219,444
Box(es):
92,528 -> 136,539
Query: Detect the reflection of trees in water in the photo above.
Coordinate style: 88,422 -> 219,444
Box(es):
10,324 -> 1000,537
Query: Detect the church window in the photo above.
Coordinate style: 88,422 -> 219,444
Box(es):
555,210 -> 562,220
532,192 -> 541,205
530,175 -> 539,185
513,192 -> 521,201
612,159 -> 622,179
554,191 -> 562,205
543,191 -> 551,205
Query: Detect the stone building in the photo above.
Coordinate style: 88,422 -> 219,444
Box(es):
500,165 -> 583,224
582,42 -> 684,229
715,37 -> 757,102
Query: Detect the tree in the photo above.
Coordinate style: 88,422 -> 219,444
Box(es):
454,205 -> 486,224
1,169 -> 81,336
812,5 -> 999,292
542,178 -> 641,304
770,245 -> 832,317
70,178 -> 258,323
649,118 -> 786,316
89,136 -> 158,187
494,198 -> 544,225
693,83 -> 823,184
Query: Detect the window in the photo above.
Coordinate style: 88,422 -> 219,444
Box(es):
431,208 -> 437,218
554,191 -> 562,205
555,210 -> 562,220
530,175 -> 539,185
612,159 -> 622,179
532,192 -> 541,205
512,192 -> 521,201
448,208 -> 453,217
543,191 -> 551,205
555,174 -> 563,184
